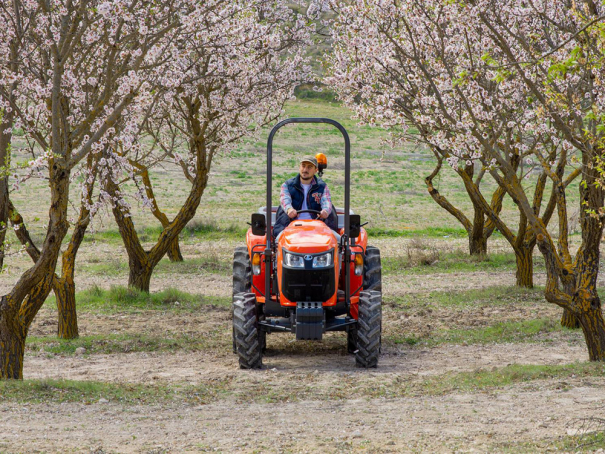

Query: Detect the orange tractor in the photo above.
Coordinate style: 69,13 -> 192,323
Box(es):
232,118 -> 382,368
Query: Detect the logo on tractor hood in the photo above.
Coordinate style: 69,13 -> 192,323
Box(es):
304,255 -> 313,261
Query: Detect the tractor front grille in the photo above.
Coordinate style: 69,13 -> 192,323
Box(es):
282,267 -> 335,302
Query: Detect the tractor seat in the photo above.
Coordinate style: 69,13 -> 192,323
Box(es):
257,206 -> 354,229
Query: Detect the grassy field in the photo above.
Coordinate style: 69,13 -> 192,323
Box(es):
1,99 -> 604,453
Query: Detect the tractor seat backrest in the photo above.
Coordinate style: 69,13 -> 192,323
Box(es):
257,206 -> 278,225
257,206 -> 354,230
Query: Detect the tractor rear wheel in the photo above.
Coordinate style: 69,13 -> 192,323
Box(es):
355,290 -> 381,368
363,246 -> 382,292
233,292 -> 263,369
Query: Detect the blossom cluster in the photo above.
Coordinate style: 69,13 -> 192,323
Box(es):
327,0 -> 604,177
0,0 -> 311,224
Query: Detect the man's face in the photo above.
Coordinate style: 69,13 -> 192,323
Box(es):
299,162 -> 317,181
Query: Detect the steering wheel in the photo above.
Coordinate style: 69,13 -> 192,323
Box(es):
294,209 -> 322,219
296,209 -> 321,215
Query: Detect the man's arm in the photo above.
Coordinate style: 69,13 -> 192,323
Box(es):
280,182 -> 297,218
319,185 -> 332,219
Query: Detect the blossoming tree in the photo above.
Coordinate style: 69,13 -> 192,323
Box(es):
328,0 -> 605,358
105,0 -> 311,292
0,0 -> 191,379
327,0 -> 583,290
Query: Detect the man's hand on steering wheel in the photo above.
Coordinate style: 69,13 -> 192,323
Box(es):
290,209 -> 327,220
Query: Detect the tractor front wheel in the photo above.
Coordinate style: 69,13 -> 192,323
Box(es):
233,247 -> 252,353
233,292 -> 263,369
363,246 -> 382,292
355,290 -> 382,368
233,246 -> 252,295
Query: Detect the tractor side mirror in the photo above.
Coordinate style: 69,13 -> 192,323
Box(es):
349,214 -> 361,239
251,213 -> 266,236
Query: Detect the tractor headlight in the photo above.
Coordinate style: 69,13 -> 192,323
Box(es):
312,252 -> 333,268
252,253 -> 262,275
354,253 -> 363,276
284,252 -> 305,268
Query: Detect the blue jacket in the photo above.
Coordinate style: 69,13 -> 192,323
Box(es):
274,175 -> 338,238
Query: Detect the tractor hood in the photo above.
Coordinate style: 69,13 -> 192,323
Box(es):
280,220 -> 337,253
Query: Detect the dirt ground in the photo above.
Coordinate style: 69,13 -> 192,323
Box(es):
1,328 -> 602,453
3,375 -> 605,453
2,247 -> 604,453
1,99 -> 602,452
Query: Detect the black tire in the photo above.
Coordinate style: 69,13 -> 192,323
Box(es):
233,292 -> 262,369
233,246 -> 252,295
363,246 -> 382,292
355,290 -> 381,368
232,247 -> 252,353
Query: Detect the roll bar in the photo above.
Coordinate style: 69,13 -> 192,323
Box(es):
264,118 -> 352,307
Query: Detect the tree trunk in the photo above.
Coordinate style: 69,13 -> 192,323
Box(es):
0,296 -> 24,379
469,227 -> 487,255
131,163 -> 184,263
129,265 -> 153,293
0,330 -> 24,379
469,198 -> 487,255
167,237 -> 183,262
575,291 -> 605,361
55,278 -> 78,339
561,309 -> 580,329
513,244 -> 534,288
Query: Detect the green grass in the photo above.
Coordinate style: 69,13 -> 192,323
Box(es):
497,431 -> 605,453
382,250 -> 544,275
388,318 -> 571,347
27,331 -> 225,355
81,253 -> 232,277
0,379 -> 180,404
413,362 -> 605,396
81,220 -> 247,245
392,318 -> 572,347
44,286 -> 231,312
3,363 -> 603,405
366,226 -> 471,238
387,286 -> 546,310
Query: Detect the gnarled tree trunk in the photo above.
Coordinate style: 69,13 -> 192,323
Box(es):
52,184 -> 94,339
561,309 -> 580,329
7,154 -> 96,341
513,243 -> 534,288
526,148 -> 604,358
469,201 -> 488,256
108,130 -> 211,292
128,264 -> 153,293
130,161 -> 184,262
425,154 -> 503,257
55,278 -> 78,339
0,296 -> 24,379
0,158 -> 70,378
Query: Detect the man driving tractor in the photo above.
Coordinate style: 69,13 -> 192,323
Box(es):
274,156 -> 339,239
233,118 -> 382,370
